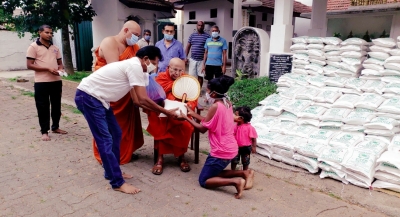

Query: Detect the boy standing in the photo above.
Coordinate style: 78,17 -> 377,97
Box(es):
202,25 -> 228,81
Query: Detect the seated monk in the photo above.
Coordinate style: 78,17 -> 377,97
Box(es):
145,58 -> 198,175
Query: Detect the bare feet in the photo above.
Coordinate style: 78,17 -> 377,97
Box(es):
52,129 -> 68,134
122,172 -> 133,179
244,169 -> 255,190
234,178 -> 246,199
114,183 -> 141,194
41,133 -> 51,141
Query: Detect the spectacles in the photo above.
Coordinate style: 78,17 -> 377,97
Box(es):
168,67 -> 184,73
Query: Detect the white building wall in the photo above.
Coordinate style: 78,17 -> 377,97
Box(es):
327,15 -> 393,39
294,17 -> 311,36
0,31 -> 34,71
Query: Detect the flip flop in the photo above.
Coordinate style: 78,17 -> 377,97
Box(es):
52,129 -> 68,134
152,163 -> 163,175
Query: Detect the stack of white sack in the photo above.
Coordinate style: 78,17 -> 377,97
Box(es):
362,38 -> 396,81
338,38 -> 368,78
322,37 -> 343,77
305,37 -> 326,76
291,36 -> 309,75
372,139 -> 400,192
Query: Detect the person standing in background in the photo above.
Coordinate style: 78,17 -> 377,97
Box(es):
202,25 -> 228,81
137,29 -> 153,48
26,24 -> 68,141
185,21 -> 210,88
155,23 -> 185,73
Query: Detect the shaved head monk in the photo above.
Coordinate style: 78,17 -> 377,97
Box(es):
92,20 -> 144,179
145,58 -> 198,175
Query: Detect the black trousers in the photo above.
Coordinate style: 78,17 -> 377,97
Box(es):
34,81 -> 63,134
205,65 -> 223,81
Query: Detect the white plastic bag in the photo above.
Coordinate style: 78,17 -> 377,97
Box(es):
308,49 -> 325,57
325,50 -> 344,56
282,99 -> 312,115
318,146 -> 351,169
361,69 -> 381,76
343,109 -> 375,125
368,52 -> 390,60
340,45 -> 368,52
307,75 -> 327,88
354,93 -> 385,110
344,78 -> 366,91
341,51 -> 367,58
320,170 -> 349,184
297,105 -> 327,119
384,63 -> 400,71
377,97 -> 400,114
342,149 -> 377,181
342,38 -> 368,46
294,142 -> 326,158
374,171 -> 400,185
325,76 -> 348,87
258,131 -> 283,146
364,128 -> 400,137
308,129 -> 338,145
363,57 -> 385,66
389,134 -> 400,152
385,56 -> 400,64
290,43 -> 307,50
293,124 -> 318,138
326,56 -> 342,62
389,49 -> 400,56
306,37 -> 324,44
364,117 -> 399,130
369,45 -> 392,53
372,38 -> 396,48
372,180 -> 400,193
360,80 -> 386,94
314,90 -> 342,103
332,94 -> 360,109
307,43 -> 324,50
295,87 -> 320,100
330,132 -> 365,148
320,108 -> 352,122
309,58 -> 326,66
356,139 -> 388,156
363,63 -> 384,71
292,36 -> 308,44
381,69 -> 400,76
323,37 -> 342,46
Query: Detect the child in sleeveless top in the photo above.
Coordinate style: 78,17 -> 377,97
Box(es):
180,75 -> 254,199
231,106 -> 258,171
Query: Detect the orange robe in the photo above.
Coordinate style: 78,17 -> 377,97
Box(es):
145,70 -> 198,157
92,45 -> 144,165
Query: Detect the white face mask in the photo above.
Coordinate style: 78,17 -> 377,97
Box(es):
145,59 -> 156,73
126,34 -> 139,46
205,92 -> 215,104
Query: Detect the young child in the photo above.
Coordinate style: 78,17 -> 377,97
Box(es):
231,106 -> 258,171
181,75 -> 254,199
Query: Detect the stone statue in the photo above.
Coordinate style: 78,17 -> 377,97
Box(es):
233,29 -> 260,79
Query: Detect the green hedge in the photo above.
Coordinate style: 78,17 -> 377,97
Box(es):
228,76 -> 277,109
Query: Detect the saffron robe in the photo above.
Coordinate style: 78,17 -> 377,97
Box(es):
145,70 -> 198,157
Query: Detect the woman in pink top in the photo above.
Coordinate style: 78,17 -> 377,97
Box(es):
231,106 -> 258,171
181,75 -> 254,199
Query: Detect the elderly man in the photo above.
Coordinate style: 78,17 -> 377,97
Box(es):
155,23 -> 185,73
92,20 -> 144,166
145,58 -> 197,175
75,46 -> 178,194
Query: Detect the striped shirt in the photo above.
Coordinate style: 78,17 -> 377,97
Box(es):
204,37 -> 228,66
188,32 -> 210,61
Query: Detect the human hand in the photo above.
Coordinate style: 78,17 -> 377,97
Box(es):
49,68 -> 59,75
251,146 -> 256,154
185,59 -> 189,65
185,105 -> 195,116
178,110 -> 188,120
222,65 -> 226,74
201,65 -> 205,74
165,108 -> 179,118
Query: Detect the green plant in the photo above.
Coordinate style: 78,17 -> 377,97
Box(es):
380,30 -> 389,38
228,76 -> 277,109
62,71 -> 91,82
333,32 -> 342,38
347,31 -> 353,39
21,91 -> 34,97
362,31 -> 371,42
235,69 -> 244,81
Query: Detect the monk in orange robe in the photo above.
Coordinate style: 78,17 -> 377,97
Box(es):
92,21 -> 144,169
145,58 -> 197,175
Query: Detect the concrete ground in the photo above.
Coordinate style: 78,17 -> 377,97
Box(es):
0,70 -> 399,217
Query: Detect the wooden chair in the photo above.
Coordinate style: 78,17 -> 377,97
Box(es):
153,106 -> 203,164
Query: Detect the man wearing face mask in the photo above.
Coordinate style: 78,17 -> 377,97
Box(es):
92,20 -> 145,167
137,29 -> 153,49
155,23 -> 185,73
202,25 -> 228,81
75,46 -> 179,194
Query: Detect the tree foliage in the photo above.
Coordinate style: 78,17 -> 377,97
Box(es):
2,0 -> 96,37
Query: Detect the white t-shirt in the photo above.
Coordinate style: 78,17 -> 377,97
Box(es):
78,57 -> 148,109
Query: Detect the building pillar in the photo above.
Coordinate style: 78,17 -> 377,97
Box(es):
308,0 -> 328,37
269,0 -> 294,53
390,14 -> 400,40
233,0 -> 243,36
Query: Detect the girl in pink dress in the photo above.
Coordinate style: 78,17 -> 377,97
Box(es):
231,106 -> 258,171
181,75 -> 254,199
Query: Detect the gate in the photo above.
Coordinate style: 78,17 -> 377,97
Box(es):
73,21 -> 93,71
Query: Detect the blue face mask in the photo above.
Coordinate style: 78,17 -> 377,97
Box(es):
144,35 -> 151,41
164,34 -> 174,41
126,34 -> 139,46
211,32 -> 219,38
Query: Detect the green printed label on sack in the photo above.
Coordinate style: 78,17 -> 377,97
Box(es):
381,162 -> 399,170
372,117 -> 395,125
320,147 -> 347,162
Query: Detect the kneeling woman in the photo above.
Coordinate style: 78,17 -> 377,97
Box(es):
181,75 -> 254,199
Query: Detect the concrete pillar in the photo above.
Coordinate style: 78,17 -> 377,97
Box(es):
233,0 -> 243,36
269,0 -> 294,53
307,0 -> 328,37
390,14 -> 400,40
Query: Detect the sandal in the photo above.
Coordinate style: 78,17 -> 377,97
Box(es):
179,161 -> 191,173
152,163 -> 163,175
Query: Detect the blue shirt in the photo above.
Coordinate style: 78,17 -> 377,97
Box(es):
188,32 -> 210,61
204,37 -> 228,66
155,39 -> 185,72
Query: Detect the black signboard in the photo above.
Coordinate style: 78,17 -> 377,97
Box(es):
269,54 -> 293,83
